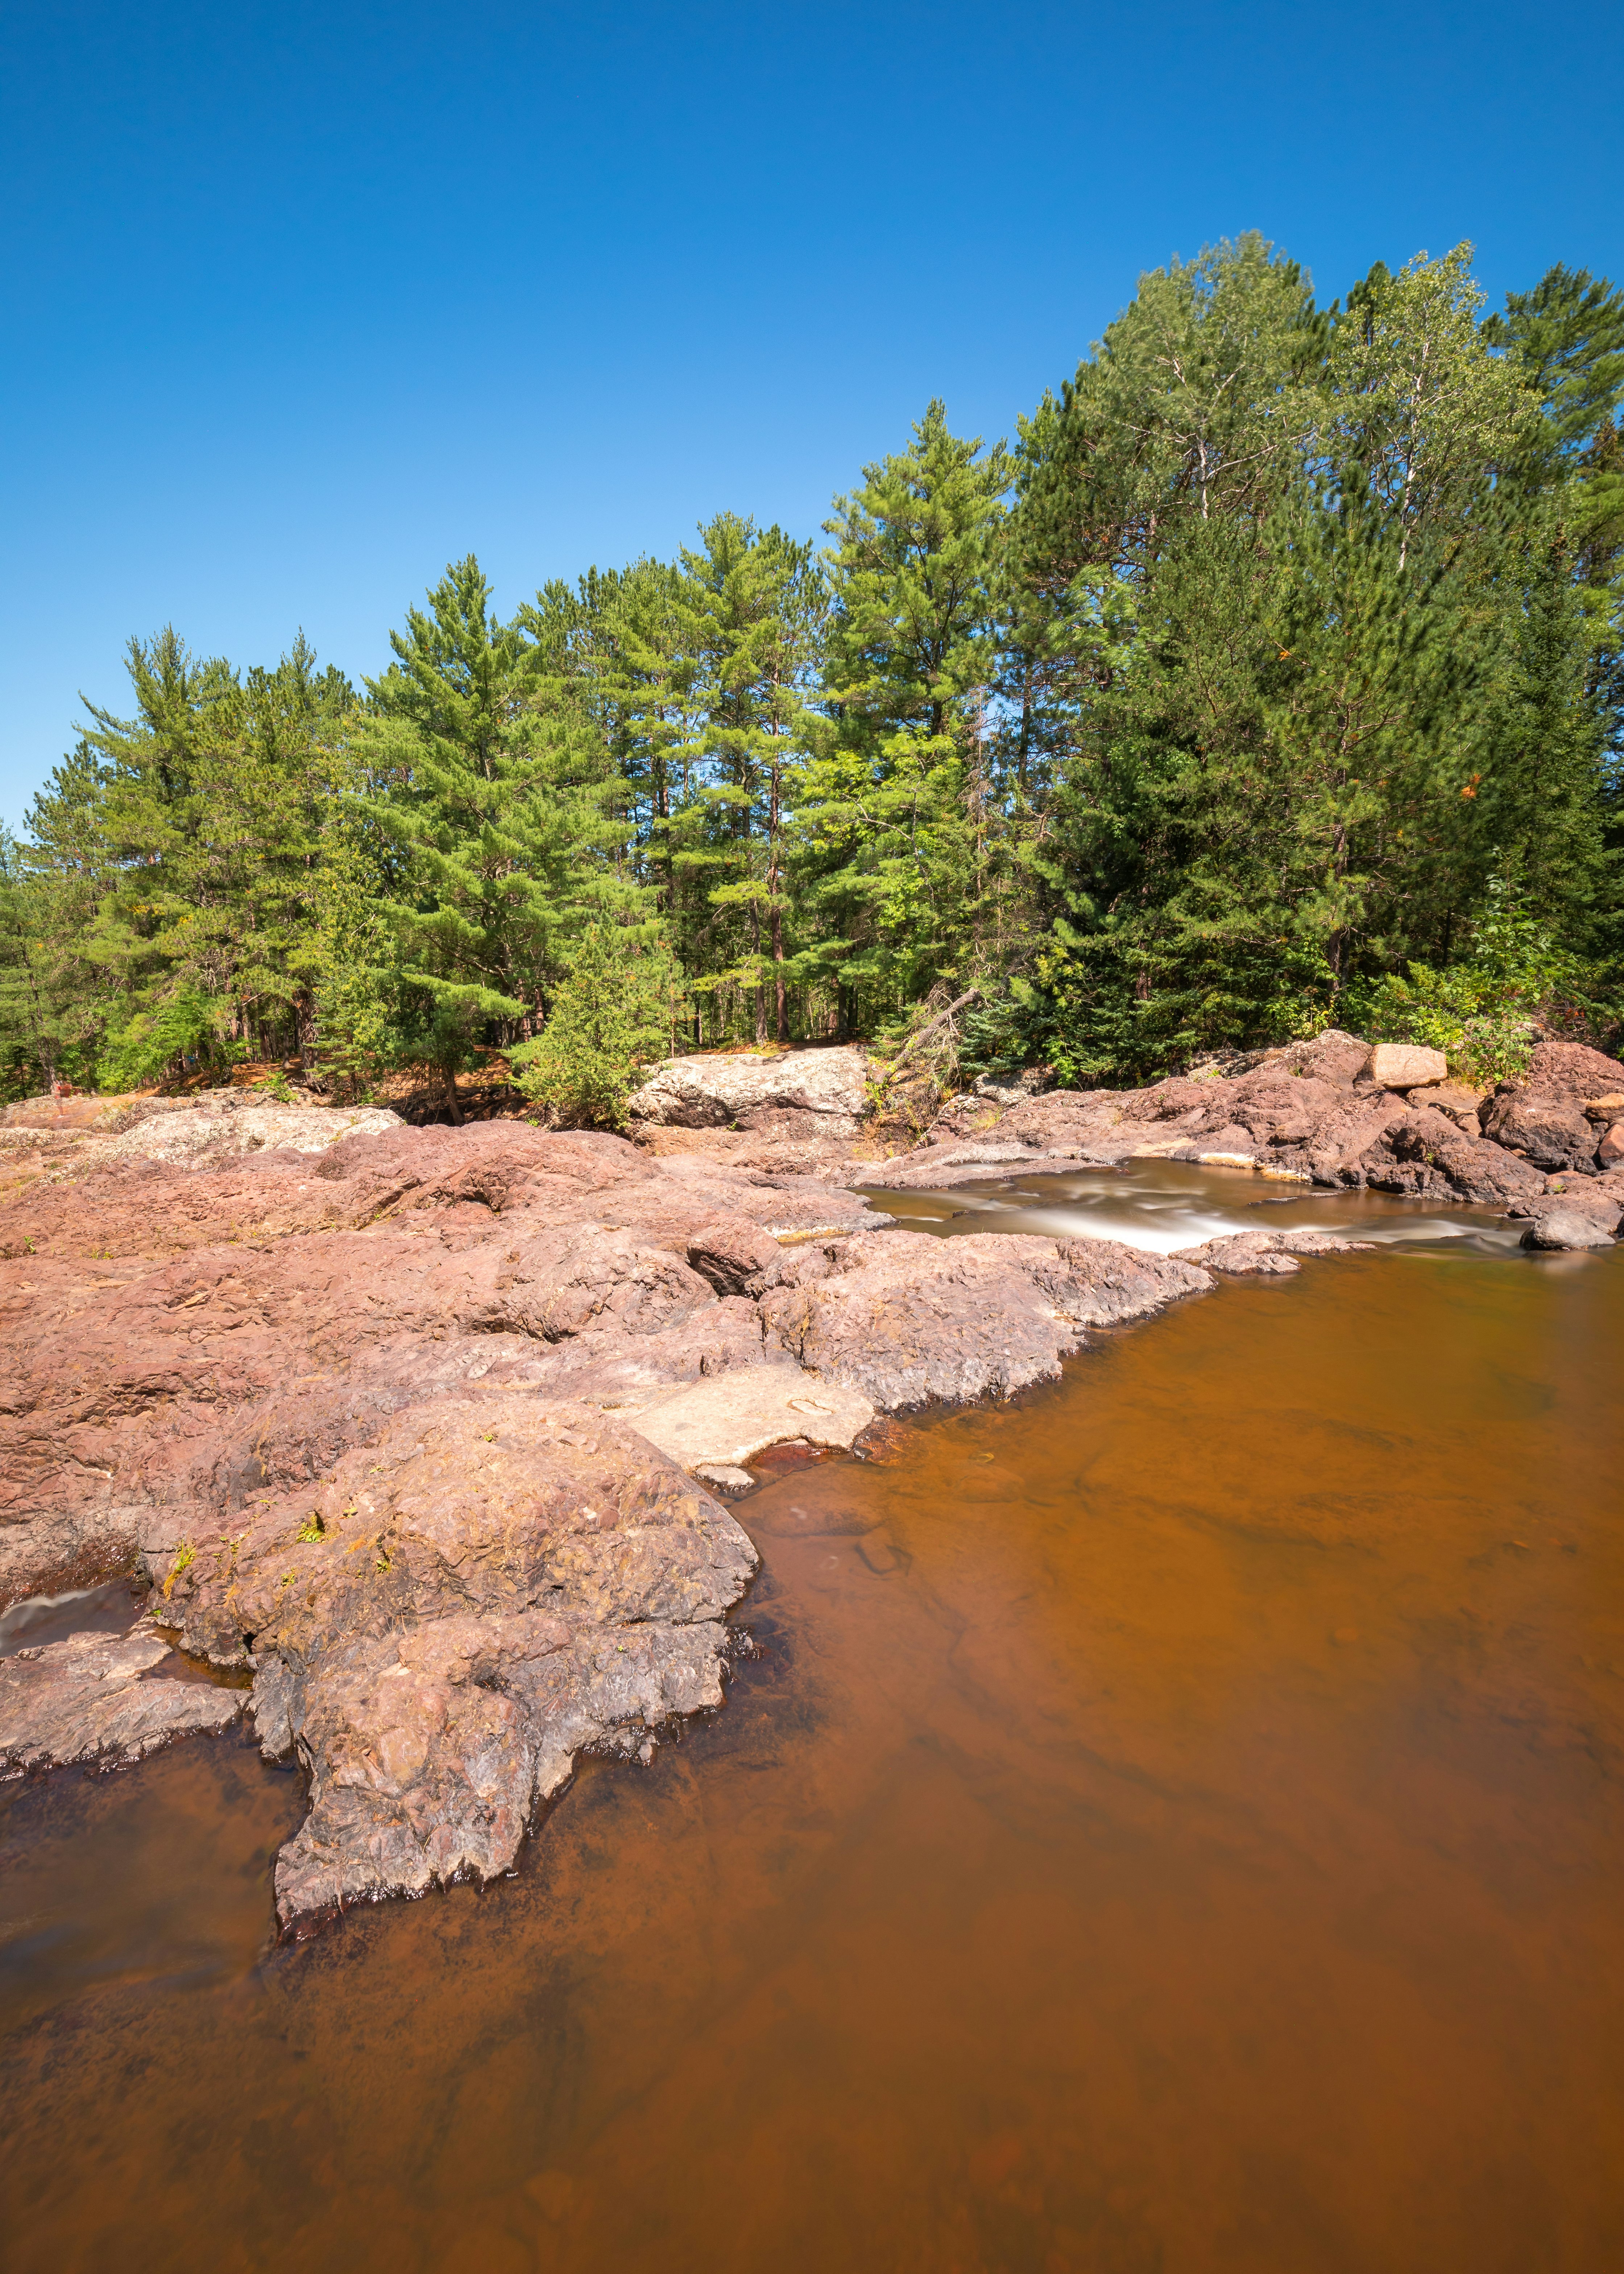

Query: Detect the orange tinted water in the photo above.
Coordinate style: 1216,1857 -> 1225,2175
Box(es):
3,1238 -> 1622,2273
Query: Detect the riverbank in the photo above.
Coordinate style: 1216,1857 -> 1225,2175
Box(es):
5,1237 -> 1621,2273
2,1027 -> 1621,1928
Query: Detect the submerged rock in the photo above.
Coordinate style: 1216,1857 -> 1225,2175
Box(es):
0,1626 -> 244,1775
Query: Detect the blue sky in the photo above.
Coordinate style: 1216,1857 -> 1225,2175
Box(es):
2,0 -> 1620,826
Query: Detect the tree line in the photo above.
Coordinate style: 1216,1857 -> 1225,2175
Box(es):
4,236 -> 1621,1117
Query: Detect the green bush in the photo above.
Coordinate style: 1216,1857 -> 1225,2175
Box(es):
96,985 -> 224,1092
1345,873 -> 1599,1086
509,928 -> 683,1130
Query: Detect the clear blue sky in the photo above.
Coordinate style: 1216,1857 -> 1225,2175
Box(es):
2,0 -> 1620,827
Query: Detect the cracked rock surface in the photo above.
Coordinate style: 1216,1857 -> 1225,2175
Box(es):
0,1625 -> 244,1775
0,1117 -> 878,1607
0,1069 -> 1464,1924
157,1392 -> 755,1924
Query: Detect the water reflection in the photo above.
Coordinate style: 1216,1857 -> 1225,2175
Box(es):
0,1579 -> 144,1658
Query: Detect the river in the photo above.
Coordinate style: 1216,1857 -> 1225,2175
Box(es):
3,1166 -> 1621,2272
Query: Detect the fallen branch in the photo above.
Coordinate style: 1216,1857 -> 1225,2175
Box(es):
885,987 -> 981,1078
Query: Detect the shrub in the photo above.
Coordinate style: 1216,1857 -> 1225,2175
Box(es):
1345,872 -> 1602,1086
509,928 -> 683,1130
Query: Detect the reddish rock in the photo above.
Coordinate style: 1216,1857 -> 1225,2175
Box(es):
859,1027 -> 1580,1210
1,1626 -> 244,1775
761,1231 -> 1209,1409
1480,1092 -> 1604,1171
160,1393 -> 756,1923
1172,1229 -> 1374,1275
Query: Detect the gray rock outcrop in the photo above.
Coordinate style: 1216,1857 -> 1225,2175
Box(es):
628,1045 -> 872,1137
158,1393 -> 755,1924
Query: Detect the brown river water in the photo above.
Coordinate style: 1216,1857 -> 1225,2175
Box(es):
2,1165 -> 1621,2273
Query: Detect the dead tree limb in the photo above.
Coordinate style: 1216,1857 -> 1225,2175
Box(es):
885,986 -> 981,1078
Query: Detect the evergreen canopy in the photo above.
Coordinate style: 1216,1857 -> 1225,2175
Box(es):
8,238 -> 1622,1108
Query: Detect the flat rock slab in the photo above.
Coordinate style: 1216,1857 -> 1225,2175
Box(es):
762,1231 -> 1209,1409
631,1369 -> 876,1472
1171,1229 -> 1374,1275
0,1627 -> 244,1775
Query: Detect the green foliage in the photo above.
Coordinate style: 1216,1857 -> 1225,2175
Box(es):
1346,872 -> 1602,1083
5,240 -> 1621,1101
798,400 -> 1014,1024
97,983 -> 225,1093
509,926 -> 685,1129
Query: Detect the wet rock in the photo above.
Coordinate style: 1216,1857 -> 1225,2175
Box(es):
1171,1229 -> 1374,1275
695,1464 -> 755,1497
629,1046 -> 872,1133
861,1025 -> 1577,1210
0,1626 -> 244,1775
1518,1209 -> 1617,1252
761,1231 -> 1209,1408
159,1392 -> 756,1923
1366,1043 -> 1449,1090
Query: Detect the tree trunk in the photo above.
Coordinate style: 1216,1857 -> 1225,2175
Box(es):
751,898 -> 766,1044
294,987 -> 318,1073
441,1061 -> 464,1126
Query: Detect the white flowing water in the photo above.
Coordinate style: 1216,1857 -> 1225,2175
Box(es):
867,1156 -> 1529,1257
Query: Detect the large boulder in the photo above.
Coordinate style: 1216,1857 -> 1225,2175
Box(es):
629,1046 -> 872,1132
1519,1208 -> 1618,1252
1479,1091 -> 1603,1171
1366,1042 -> 1449,1090
1481,1042 -> 1624,1174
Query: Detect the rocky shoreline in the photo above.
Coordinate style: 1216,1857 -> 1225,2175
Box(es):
2,1025 -> 1619,1928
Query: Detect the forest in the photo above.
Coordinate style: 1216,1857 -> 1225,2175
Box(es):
3,236 -> 1621,1122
